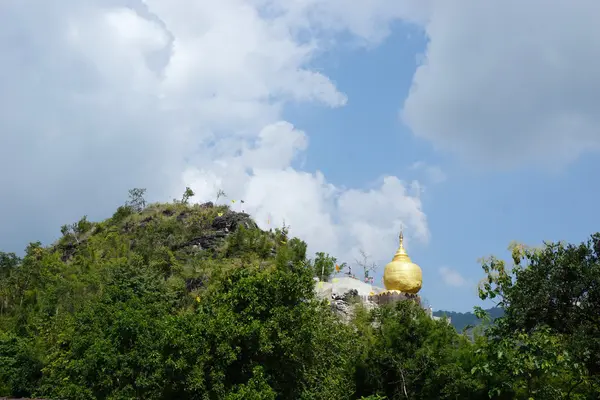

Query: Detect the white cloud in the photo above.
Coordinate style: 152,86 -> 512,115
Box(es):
180,122 -> 428,264
402,0 -> 600,169
248,0 -> 431,43
7,0 -> 596,266
0,0 -> 429,266
410,161 -> 446,184
439,266 -> 467,288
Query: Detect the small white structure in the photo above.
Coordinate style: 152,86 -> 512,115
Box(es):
314,276 -> 384,300
427,305 -> 452,324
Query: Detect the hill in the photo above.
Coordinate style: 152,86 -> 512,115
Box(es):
1,189 -> 598,399
0,194 -> 333,398
434,307 -> 504,332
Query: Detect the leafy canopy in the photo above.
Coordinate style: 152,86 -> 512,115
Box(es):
1,189 -> 599,399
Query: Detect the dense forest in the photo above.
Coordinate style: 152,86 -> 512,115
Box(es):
1,188 -> 599,399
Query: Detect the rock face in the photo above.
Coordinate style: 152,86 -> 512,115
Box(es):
176,231 -> 229,251
211,211 -> 257,232
174,211 -> 258,252
331,293 -> 354,322
314,277 -> 429,324
315,279 -> 380,322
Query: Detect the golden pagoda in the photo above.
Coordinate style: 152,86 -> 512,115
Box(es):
382,230 -> 422,294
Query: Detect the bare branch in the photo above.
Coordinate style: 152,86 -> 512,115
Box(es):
215,188 -> 227,203
355,249 -> 378,280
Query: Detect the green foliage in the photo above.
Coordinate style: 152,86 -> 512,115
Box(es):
224,367 -> 276,400
312,251 -> 336,281
60,215 -> 95,245
353,300 -> 484,399
0,251 -> 20,281
126,188 -> 147,212
288,237 -> 307,263
181,186 -> 195,204
478,236 -> 600,398
0,331 -> 42,397
1,189 -> 599,399
472,327 -> 590,399
112,205 -> 134,223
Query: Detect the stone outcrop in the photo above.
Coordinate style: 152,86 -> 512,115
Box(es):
315,277 -> 380,322
211,211 -> 257,232
314,276 -> 447,324
174,211 -> 257,252
331,293 -> 355,322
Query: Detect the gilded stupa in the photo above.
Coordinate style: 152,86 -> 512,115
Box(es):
382,230 -> 422,294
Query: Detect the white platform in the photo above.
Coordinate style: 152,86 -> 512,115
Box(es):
314,276 -> 385,300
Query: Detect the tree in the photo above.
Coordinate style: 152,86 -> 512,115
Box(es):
194,258 -> 357,399
287,237 -> 307,263
60,224 -> 70,237
355,249 -> 377,281
472,326 -> 590,399
312,252 -> 336,281
0,252 -> 21,317
181,187 -> 195,204
0,252 -> 20,279
353,300 -> 484,399
38,246 -> 357,399
126,188 -> 147,212
0,332 -> 42,397
215,188 -> 227,203
39,258 -> 173,400
477,235 -> 600,396
9,192 -> 600,399
59,216 -> 93,244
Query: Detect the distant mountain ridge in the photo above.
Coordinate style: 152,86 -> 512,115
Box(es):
433,307 -> 504,332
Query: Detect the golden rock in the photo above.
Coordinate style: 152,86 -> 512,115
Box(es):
383,231 -> 422,293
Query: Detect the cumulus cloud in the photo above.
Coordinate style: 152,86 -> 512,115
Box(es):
439,266 -> 467,288
402,0 -> 600,169
180,121 -> 428,264
0,0 -> 429,266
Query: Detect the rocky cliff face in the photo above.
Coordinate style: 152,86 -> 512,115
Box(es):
172,202 -> 258,252
314,277 -> 433,324
315,282 -> 379,323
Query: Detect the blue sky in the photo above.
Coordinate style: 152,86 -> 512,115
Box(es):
283,22 -> 600,311
1,1 -> 599,312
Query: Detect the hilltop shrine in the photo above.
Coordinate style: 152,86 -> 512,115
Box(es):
315,230 -> 449,323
